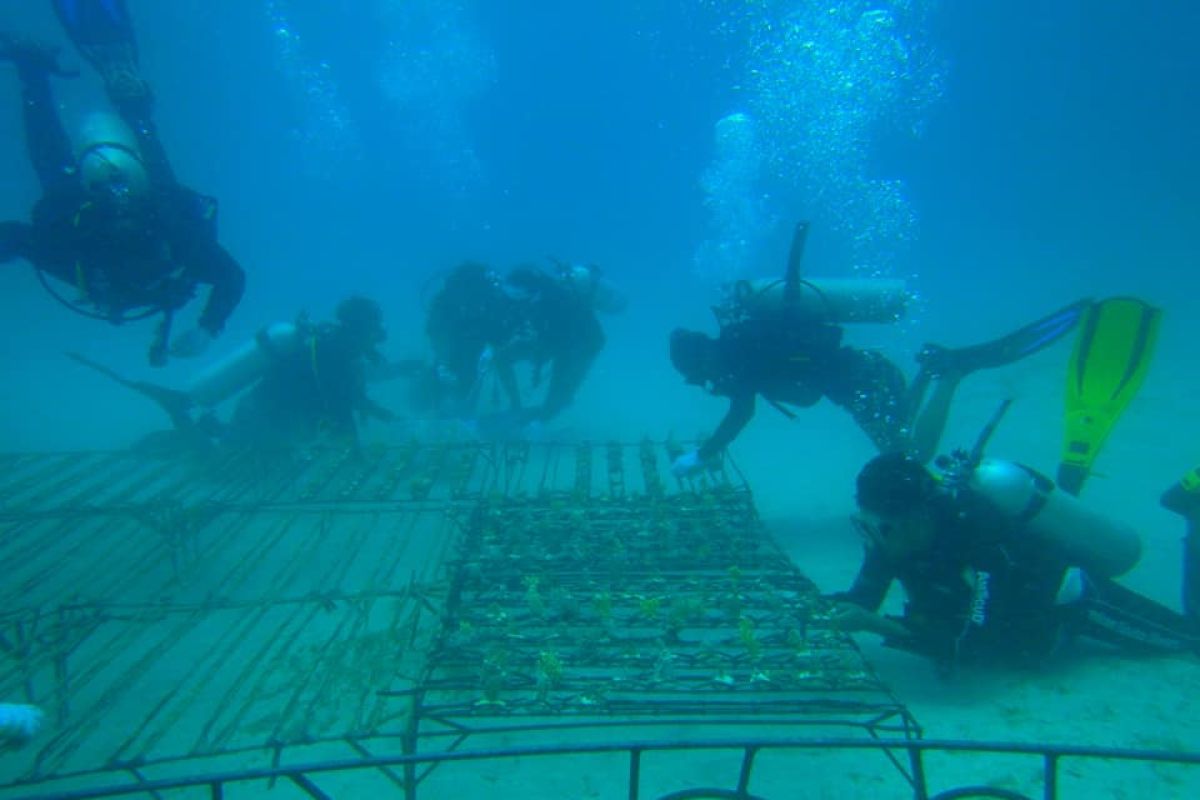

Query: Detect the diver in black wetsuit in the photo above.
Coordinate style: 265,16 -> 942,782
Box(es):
224,297 -> 395,451
69,297 -> 396,456
418,259 -> 625,435
668,222 -> 1086,476
829,453 -> 1200,674
489,262 -> 625,427
421,261 -> 523,416
0,2 -> 245,366
668,301 -> 1085,476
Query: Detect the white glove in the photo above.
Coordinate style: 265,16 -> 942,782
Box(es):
0,703 -> 44,746
671,449 -> 708,478
169,327 -> 214,359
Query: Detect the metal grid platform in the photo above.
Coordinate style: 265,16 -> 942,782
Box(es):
0,442 -> 913,799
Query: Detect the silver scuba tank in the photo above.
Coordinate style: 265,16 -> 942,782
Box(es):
187,322 -> 304,407
727,277 -> 910,324
969,458 -> 1142,579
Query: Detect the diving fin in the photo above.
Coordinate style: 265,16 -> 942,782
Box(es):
67,351 -> 194,430
52,0 -> 136,50
1057,297 -> 1161,495
51,0 -> 140,91
917,299 -> 1091,379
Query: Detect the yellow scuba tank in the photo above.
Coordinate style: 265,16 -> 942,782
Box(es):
969,458 -> 1142,579
187,322 -> 304,407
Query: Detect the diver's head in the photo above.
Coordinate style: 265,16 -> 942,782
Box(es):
336,295 -> 387,356
853,453 -> 939,556
669,328 -> 718,386
76,112 -> 150,212
561,263 -> 628,314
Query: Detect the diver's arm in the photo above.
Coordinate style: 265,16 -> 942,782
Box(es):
102,69 -> 180,187
192,243 -> 246,336
697,392 -> 756,461
828,548 -> 895,613
827,552 -> 909,639
538,337 -> 602,421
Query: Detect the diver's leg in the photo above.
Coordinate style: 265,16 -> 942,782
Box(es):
824,348 -> 912,456
538,349 -> 597,421
1072,575 -> 1199,655
495,360 -> 522,411
907,373 -> 964,464
1,41 -> 76,191
53,0 -> 175,186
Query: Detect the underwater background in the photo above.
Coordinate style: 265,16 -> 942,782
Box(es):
0,0 -> 1195,609
2,2 -> 1200,796
1,0 -> 1198,643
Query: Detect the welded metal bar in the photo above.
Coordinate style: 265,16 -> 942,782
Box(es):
735,745 -> 757,793
1043,753 -> 1058,800
10,737 -> 1200,800
627,746 -> 642,800
289,773 -> 333,800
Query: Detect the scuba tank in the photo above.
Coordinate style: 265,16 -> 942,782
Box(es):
714,221 -> 911,326
725,276 -> 909,324
938,399 -> 1142,580
968,459 -> 1142,579
187,322 -> 305,407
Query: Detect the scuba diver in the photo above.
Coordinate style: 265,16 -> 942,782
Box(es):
422,261 -> 523,417
0,0 -> 245,366
417,259 -> 626,436
668,222 -> 1088,477
485,261 -> 627,432
831,448 -> 1198,673
71,296 -> 396,454
829,307 -> 1182,675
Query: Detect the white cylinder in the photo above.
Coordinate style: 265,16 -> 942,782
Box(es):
187,322 -> 303,407
728,277 -> 909,324
969,458 -> 1142,579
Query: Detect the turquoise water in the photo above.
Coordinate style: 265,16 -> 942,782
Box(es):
1,1 -> 1198,796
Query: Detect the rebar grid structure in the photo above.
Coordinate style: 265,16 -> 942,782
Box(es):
0,441 -> 914,799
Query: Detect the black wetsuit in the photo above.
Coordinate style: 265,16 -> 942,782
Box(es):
228,327 -> 382,450
835,492 -> 1199,671
425,262 -> 521,410
0,63 -> 244,335
499,267 -> 605,422
696,316 -> 907,461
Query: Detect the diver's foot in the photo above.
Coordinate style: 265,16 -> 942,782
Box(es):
0,33 -> 74,77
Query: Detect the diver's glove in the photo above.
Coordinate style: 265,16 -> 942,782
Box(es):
169,327 -> 214,359
671,449 -> 713,478
0,703 -> 43,747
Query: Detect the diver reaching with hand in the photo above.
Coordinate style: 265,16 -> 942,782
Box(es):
0,0 -> 245,366
668,222 -> 1088,477
829,314 -> 1184,675
831,448 -> 1199,674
